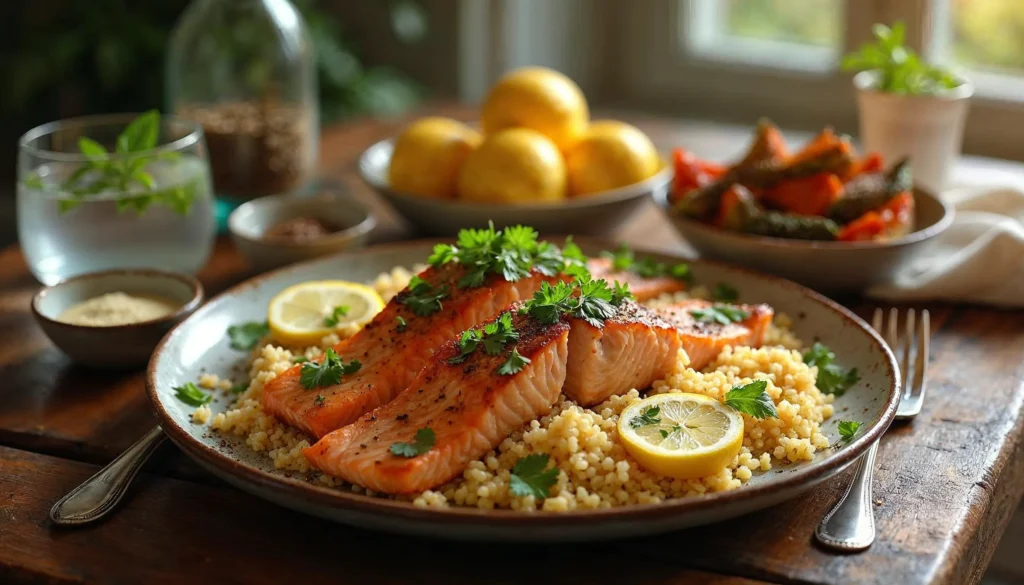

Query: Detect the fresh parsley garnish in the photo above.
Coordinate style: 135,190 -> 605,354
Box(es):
428,223 -> 579,288
174,382 -> 212,407
401,275 -> 449,317
497,346 -> 531,376
323,305 -> 349,327
724,380 -> 778,419
629,405 -> 662,428
395,316 -> 408,332
560,236 -> 588,265
838,420 -> 862,442
56,110 -> 199,216
448,312 -> 520,365
229,382 -> 248,394
602,243 -> 693,283
390,428 -> 436,457
712,282 -> 739,302
521,275 -> 630,328
292,356 -> 309,364
802,342 -> 860,396
227,321 -> 270,351
509,453 -> 559,499
299,348 -> 361,390
314,394 -> 326,406
690,304 -> 749,326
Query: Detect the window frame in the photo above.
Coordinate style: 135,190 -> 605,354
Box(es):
594,0 -> 1024,161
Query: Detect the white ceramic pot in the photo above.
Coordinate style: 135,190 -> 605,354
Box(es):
854,70 -> 973,193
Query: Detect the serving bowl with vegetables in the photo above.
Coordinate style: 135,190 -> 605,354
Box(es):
659,121 -> 953,293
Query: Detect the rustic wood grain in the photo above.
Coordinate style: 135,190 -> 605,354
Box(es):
0,446 -> 767,585
1,110 -> 1023,585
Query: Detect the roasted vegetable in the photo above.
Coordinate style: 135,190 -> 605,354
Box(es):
676,145 -> 851,220
836,211 -> 886,242
715,185 -> 760,230
761,172 -> 843,216
744,212 -> 839,241
672,148 -> 725,196
735,119 -> 789,169
827,158 -> 911,224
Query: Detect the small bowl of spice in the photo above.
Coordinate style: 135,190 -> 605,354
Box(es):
32,269 -> 204,369
228,190 -> 375,272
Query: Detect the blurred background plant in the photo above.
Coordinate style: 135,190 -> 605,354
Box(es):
0,0 -> 426,166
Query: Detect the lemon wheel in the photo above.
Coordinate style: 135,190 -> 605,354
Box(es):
267,281 -> 384,346
618,393 -> 744,480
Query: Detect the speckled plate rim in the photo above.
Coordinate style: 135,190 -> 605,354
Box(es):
656,187 -> 955,250
146,238 -> 899,531
358,136 -> 673,210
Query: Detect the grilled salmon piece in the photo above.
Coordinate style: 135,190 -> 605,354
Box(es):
263,265 -> 555,438
652,299 -> 774,370
586,257 -> 687,302
303,308 -> 569,494
563,300 -> 682,406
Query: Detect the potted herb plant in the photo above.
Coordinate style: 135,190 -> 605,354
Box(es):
842,22 -> 972,192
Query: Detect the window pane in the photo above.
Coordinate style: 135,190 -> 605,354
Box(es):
723,0 -> 841,48
949,0 -> 1024,76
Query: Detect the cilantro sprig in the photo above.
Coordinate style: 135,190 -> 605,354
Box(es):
629,405 -> 662,429
390,428 -> 436,458
521,273 -> 632,328
448,312 -> 520,365
497,346 -> 531,376
838,420 -> 862,442
227,321 -> 270,351
323,305 -> 349,327
52,110 -> 200,215
401,275 -> 450,317
299,348 -> 361,390
690,304 -> 749,326
602,243 -> 693,284
428,224 -> 583,289
802,342 -> 860,396
174,382 -> 212,407
724,380 -> 778,419
841,21 -> 960,96
509,453 -> 559,499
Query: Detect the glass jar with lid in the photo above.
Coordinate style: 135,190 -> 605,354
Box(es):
166,0 -> 318,202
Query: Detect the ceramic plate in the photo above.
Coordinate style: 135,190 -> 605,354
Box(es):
146,239 -> 899,541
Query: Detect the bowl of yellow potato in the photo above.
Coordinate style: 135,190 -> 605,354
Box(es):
358,66 -> 671,236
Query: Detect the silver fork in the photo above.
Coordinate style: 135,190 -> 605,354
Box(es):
815,308 -> 930,552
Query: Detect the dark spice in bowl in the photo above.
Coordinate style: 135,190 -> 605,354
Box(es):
264,217 -> 336,243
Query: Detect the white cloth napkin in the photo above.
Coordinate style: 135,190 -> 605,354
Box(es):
867,168 -> 1024,307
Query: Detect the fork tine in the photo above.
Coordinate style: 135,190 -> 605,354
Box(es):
872,308 -> 883,333
915,310 -> 930,400
902,309 -> 915,399
887,307 -> 900,366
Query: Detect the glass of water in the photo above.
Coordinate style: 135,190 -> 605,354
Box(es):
18,113 -> 216,285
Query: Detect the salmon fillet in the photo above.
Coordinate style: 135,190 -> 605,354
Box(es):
563,300 -> 683,406
587,257 -> 687,302
263,265 -> 555,438
653,299 -> 774,370
303,308 -> 569,494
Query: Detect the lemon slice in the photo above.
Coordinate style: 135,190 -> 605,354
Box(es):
618,393 -> 744,480
268,281 -> 384,346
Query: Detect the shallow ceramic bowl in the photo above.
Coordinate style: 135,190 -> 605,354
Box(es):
229,192 -> 376,272
147,239 -> 898,541
658,188 -> 954,293
33,269 -> 203,369
358,137 -> 672,236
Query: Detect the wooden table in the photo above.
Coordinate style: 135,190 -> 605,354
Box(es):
2,108 -> 1024,585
